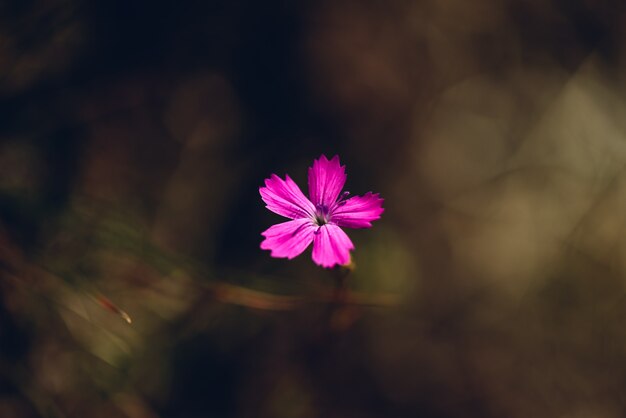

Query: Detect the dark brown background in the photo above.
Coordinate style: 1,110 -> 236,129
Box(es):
1,0 -> 625,417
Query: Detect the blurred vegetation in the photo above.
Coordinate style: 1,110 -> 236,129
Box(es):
1,0 -> 626,417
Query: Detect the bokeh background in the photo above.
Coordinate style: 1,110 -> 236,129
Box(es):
1,0 -> 626,417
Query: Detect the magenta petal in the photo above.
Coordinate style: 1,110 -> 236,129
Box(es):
307,155 -> 346,208
331,192 -> 384,229
260,174 -> 316,219
311,224 -> 354,268
261,218 -> 316,259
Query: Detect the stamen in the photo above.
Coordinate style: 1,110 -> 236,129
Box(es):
335,191 -> 350,207
314,203 -> 330,225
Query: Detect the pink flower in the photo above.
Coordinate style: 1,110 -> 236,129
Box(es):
260,155 -> 384,268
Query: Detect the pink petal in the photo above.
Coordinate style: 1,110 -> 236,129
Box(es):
307,155 -> 346,208
312,224 -> 354,268
260,218 -> 316,259
331,192 -> 384,229
260,174 -> 316,219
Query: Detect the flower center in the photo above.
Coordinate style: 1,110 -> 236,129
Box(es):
314,204 -> 330,226
313,192 -> 351,226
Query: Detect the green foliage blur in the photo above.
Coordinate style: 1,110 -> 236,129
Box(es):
1,0 -> 626,417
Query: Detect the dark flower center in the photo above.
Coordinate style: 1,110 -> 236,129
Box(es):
314,204 -> 330,225
313,192 -> 350,226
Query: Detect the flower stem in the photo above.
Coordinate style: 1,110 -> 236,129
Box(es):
327,262 -> 357,331
332,263 -> 352,304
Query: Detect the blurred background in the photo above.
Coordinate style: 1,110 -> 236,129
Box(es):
1,0 -> 626,417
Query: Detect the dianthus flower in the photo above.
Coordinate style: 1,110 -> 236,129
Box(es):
260,155 -> 384,268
